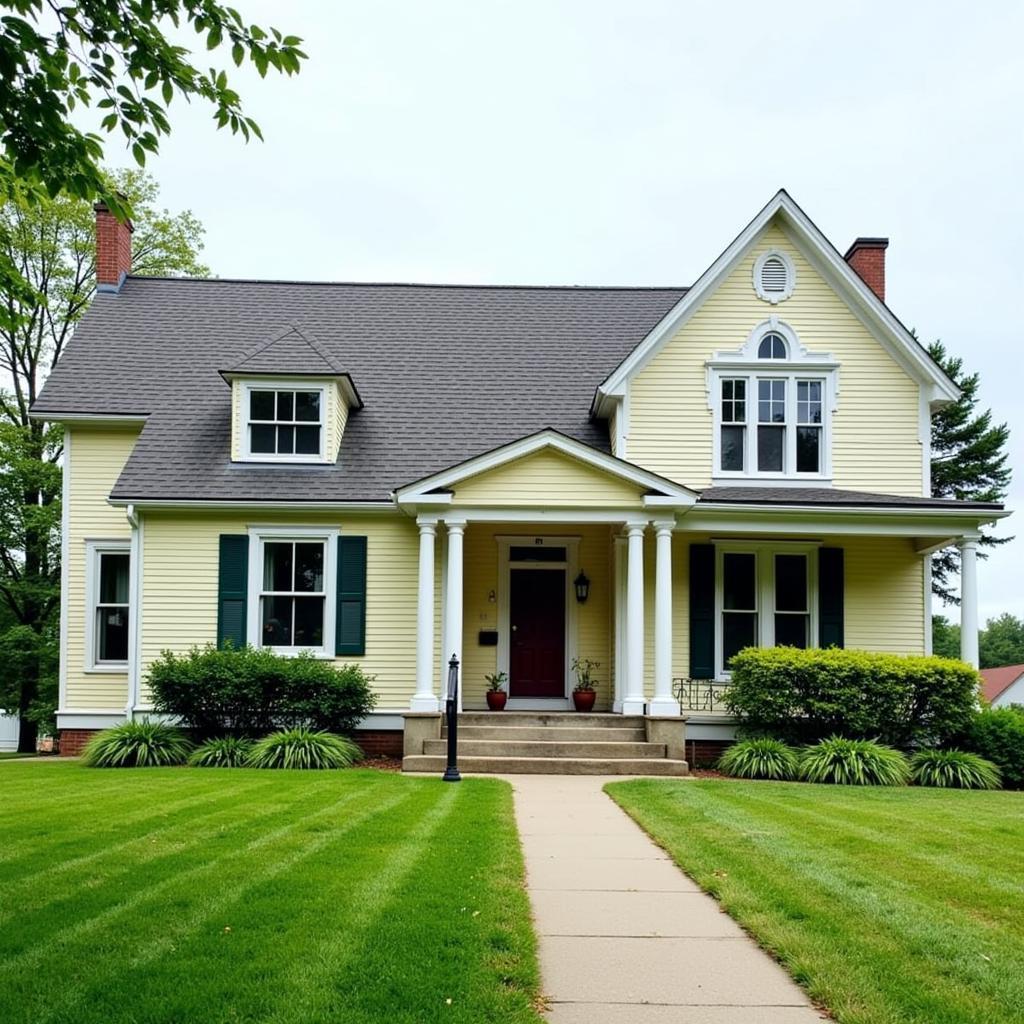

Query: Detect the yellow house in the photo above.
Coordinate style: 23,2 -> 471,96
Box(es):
32,191 -> 1008,772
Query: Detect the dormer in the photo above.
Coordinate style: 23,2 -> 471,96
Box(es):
220,326 -> 362,464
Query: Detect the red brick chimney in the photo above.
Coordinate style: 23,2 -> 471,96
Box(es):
94,198 -> 133,291
843,237 -> 888,302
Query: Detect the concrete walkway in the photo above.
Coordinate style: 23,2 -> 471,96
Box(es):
509,775 -> 825,1023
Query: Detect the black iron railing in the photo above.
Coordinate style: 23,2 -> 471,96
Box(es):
673,677 -> 731,713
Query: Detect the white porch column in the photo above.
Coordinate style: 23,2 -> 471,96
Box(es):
410,521 -> 438,711
444,520 -> 466,704
613,536 -> 626,713
959,539 -> 979,668
649,522 -> 680,716
623,523 -> 646,715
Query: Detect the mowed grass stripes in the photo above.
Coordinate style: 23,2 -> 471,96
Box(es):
607,779 -> 1024,1024
0,763 -> 543,1024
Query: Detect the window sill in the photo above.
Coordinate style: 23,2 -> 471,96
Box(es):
84,665 -> 129,675
259,646 -> 334,660
234,456 -> 331,466
711,475 -> 833,488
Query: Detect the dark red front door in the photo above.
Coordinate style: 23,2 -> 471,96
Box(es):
510,569 -> 566,697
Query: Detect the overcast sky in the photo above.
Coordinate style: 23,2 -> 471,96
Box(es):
133,0 -> 1021,625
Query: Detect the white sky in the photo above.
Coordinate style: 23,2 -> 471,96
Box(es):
128,0 -> 1021,624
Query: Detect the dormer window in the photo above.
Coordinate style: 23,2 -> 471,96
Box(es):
243,382 -> 326,462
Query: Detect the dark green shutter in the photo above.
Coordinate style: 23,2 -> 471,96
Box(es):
819,547 -> 844,648
336,535 -> 367,656
689,544 -> 715,679
217,535 -> 249,649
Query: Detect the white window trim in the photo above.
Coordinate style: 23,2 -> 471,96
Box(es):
246,526 -> 338,657
707,320 -> 838,484
240,380 -> 328,464
495,535 -> 581,710
753,249 -> 796,303
84,540 -> 131,673
714,540 -> 819,680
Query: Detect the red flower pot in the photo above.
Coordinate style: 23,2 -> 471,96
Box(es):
573,689 -> 597,712
486,690 -> 508,711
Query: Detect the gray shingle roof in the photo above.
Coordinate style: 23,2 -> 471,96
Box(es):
224,325 -> 344,377
697,487 -> 1003,510
33,277 -> 687,502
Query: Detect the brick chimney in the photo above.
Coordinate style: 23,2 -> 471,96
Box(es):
94,198 -> 133,291
843,237 -> 888,302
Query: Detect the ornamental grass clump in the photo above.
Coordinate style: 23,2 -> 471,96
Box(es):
717,738 -> 800,780
246,728 -> 361,770
799,737 -> 910,786
188,736 -> 254,768
82,720 -> 191,768
910,749 -> 1002,790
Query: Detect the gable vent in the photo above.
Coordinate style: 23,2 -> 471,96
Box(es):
760,257 -> 787,293
753,250 -> 795,303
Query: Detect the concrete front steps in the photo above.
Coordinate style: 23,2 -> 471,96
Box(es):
402,711 -> 688,776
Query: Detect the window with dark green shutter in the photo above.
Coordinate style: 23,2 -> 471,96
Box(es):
818,547 -> 844,648
689,544 -> 715,679
217,535 -> 249,649
336,535 -> 367,656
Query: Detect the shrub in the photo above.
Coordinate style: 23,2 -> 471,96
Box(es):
799,737 -> 910,786
147,644 -> 376,737
910,749 -> 1001,789
726,647 -> 980,747
82,720 -> 191,768
188,736 -> 254,768
717,738 -> 800,780
958,707 -> 1024,789
246,728 -> 361,770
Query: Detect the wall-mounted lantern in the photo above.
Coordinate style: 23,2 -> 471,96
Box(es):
574,570 -> 590,604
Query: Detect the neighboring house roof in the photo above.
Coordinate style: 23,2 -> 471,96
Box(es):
32,278 -> 686,502
980,665 -> 1024,704
697,487 -> 1003,510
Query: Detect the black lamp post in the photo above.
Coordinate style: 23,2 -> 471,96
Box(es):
574,570 -> 590,604
442,653 -> 461,783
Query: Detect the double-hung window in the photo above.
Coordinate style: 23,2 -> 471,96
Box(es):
248,529 -> 338,655
87,543 -> 131,669
246,386 -> 324,460
716,544 -> 817,676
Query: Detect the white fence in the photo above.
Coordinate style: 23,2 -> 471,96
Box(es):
0,711 -> 20,752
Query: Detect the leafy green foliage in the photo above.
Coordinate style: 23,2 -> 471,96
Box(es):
0,170 -> 207,750
0,1 -> 304,333
979,613 -> 1024,669
82,720 -> 191,767
928,340 -> 1012,604
147,644 -> 377,738
717,738 -> 800,780
910,749 -> 1002,789
799,737 -> 910,786
188,735 -> 253,768
959,707 -> 1024,789
246,728 -> 361,770
932,614 -> 962,660
726,646 -> 980,747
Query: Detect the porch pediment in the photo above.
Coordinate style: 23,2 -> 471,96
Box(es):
395,429 -> 697,512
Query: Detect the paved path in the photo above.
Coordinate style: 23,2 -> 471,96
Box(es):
508,775 -> 825,1023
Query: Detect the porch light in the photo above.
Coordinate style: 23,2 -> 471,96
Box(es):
574,570 -> 590,604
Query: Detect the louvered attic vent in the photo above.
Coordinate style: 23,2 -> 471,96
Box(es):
760,256 -> 788,293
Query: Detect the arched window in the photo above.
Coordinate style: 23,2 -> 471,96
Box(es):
757,332 -> 788,359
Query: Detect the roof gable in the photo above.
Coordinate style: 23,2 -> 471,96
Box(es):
981,665 -> 1024,703
223,325 -> 341,376
595,190 -> 960,413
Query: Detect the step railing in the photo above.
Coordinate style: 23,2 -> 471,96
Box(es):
672,677 -> 731,714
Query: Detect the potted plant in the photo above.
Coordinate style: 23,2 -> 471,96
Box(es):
485,671 -> 508,711
571,657 -> 599,712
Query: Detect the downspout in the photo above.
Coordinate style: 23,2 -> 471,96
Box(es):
125,504 -> 142,720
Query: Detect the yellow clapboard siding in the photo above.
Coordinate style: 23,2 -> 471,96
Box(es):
629,222 -> 924,495
453,449 -> 646,508
138,510 -> 421,709
64,426 -> 140,710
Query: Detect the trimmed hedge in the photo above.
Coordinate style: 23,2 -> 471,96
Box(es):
147,644 -> 377,738
959,707 -> 1024,789
725,647 -> 980,747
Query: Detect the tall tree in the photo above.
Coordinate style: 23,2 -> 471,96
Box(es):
929,340 -> 1012,605
931,614 -> 962,661
0,0 -> 304,330
0,169 -> 207,751
979,613 -> 1024,670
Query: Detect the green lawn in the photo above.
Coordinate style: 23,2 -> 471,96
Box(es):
607,779 -> 1024,1024
0,762 -> 543,1024
0,751 -> 35,760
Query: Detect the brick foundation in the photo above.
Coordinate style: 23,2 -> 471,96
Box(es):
355,730 -> 403,758
59,729 -> 100,756
686,739 -> 732,768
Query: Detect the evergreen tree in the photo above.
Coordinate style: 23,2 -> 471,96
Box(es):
929,340 -> 1012,604
931,614 -> 962,660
